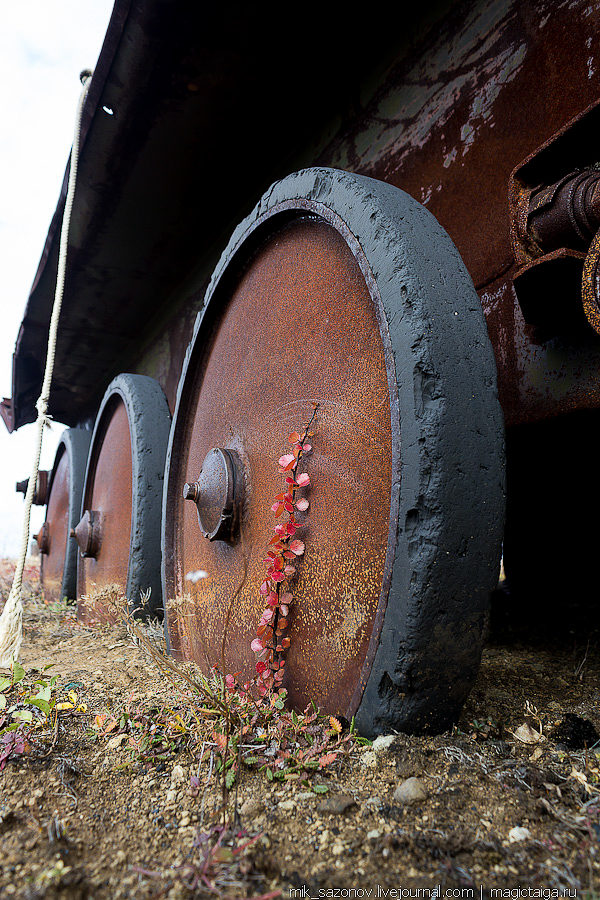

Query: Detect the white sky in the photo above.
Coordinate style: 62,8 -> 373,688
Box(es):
0,1 -> 115,557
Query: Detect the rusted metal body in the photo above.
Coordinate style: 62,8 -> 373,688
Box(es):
3,0 -> 600,725
5,0 -> 600,436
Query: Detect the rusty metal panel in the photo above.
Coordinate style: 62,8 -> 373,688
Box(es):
314,0 -> 600,426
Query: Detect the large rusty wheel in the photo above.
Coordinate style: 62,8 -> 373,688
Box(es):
35,428 -> 91,603
75,374 -> 171,620
162,168 -> 505,735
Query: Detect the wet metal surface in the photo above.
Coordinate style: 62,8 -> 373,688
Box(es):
165,217 -> 393,717
77,397 -> 133,618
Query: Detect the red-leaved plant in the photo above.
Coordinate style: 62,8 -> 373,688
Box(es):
252,405 -> 318,696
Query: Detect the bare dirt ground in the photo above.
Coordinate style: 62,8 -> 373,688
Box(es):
1,559 -> 599,900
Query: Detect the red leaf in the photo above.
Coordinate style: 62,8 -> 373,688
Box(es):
284,565 -> 296,576
288,432 -> 301,444
212,731 -> 228,752
281,637 -> 291,648
280,604 -> 289,616
280,592 -> 292,605
260,581 -> 269,595
295,498 -> 309,512
284,502 -> 294,513
272,571 -> 285,583
296,473 -> 310,487
279,453 -> 295,468
319,751 -> 338,768
289,540 -> 305,556
251,637 -> 264,653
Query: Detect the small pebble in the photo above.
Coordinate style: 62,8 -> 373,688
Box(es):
240,798 -> 263,818
393,777 -> 428,805
372,735 -> 396,753
279,800 -> 296,811
508,826 -> 531,843
170,764 -> 186,786
317,794 -> 356,815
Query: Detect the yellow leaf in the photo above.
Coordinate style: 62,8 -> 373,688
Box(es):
56,701 -> 74,711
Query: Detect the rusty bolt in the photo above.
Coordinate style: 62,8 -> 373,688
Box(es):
15,471 -> 49,505
183,482 -> 200,502
72,509 -> 101,559
35,523 -> 50,555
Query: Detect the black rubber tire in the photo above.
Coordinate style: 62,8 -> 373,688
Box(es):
164,167 -> 506,735
80,373 -> 171,618
42,428 -> 92,602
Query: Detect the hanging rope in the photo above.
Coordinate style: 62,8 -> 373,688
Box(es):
0,69 -> 93,668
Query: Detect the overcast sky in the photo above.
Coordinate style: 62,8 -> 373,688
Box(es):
0,1 -> 115,557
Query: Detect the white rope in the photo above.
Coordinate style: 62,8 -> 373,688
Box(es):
0,69 -> 93,668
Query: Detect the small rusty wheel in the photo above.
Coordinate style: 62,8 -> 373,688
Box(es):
162,168 -> 505,735
35,428 -> 91,603
75,374 -> 171,620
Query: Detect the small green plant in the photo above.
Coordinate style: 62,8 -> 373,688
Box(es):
0,661 -> 60,769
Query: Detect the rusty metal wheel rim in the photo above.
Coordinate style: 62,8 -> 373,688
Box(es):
77,374 -> 171,620
163,168 -> 505,735
39,428 -> 91,603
